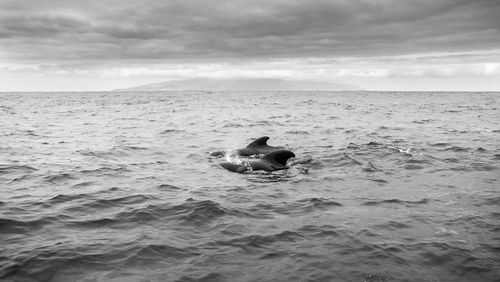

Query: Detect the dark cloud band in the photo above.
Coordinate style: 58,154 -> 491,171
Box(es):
1,0 -> 499,62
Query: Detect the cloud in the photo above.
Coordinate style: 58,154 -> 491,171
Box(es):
3,51 -> 499,81
1,0 -> 499,62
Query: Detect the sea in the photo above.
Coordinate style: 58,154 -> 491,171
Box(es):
0,91 -> 499,282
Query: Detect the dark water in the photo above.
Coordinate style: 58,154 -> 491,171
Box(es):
0,91 -> 499,282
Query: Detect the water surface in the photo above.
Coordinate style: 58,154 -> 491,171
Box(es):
1,91 -> 499,281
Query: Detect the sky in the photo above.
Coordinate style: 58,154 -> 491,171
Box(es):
1,0 -> 499,91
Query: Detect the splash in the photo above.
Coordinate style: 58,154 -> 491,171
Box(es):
224,150 -> 253,171
399,146 -> 412,154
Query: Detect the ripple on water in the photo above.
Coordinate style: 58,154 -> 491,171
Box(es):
0,165 -> 38,174
373,220 -> 413,230
1,91 -> 499,282
362,198 -> 430,206
79,166 -> 131,176
285,130 -> 310,135
159,129 -> 184,134
62,194 -> 156,215
60,198 -> 252,229
218,230 -> 305,251
157,183 -> 182,190
43,173 -> 77,183
0,215 -> 69,234
246,197 -> 342,217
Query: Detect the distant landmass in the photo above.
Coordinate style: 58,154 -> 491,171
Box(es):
115,78 -> 362,91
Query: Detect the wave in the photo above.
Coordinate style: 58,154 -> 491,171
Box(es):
221,123 -> 244,128
63,194 -> 156,214
296,224 -> 342,238
180,199 -> 231,224
403,164 -> 424,170
67,217 -> 116,228
0,216 -> 68,234
9,174 -> 34,183
0,165 -> 37,175
363,198 -> 429,206
43,173 -> 77,183
158,184 -> 182,190
0,196 -> 243,233
470,163 -> 497,171
427,142 -> 475,153
413,119 -> 434,124
248,120 -> 284,127
219,230 -> 305,250
49,193 -> 91,204
72,181 -> 94,188
342,152 -> 363,165
2,91 -> 499,282
0,241 -> 200,281
247,198 -> 342,217
362,161 -> 382,172
285,130 -> 309,135
403,241 -> 498,278
159,129 -> 184,134
77,149 -> 128,159
18,130 -> 40,137
177,272 -> 225,282
245,173 -> 295,183
128,243 -> 200,262
478,196 -> 500,206
79,166 -> 130,176
64,198 -> 249,228
378,126 -> 403,131
123,145 -> 150,151
428,142 -> 449,147
442,146 -> 470,152
296,197 -> 343,209
372,220 -> 412,230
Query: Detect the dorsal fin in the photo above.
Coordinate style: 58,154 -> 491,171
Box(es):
261,150 -> 295,167
246,136 -> 270,148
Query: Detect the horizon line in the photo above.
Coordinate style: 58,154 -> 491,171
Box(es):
1,90 -> 499,93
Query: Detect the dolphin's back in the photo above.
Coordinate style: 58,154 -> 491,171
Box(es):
220,149 -> 295,173
247,136 -> 270,148
245,136 -> 281,154
260,150 -> 296,170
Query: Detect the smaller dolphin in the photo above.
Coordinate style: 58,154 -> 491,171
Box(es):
209,136 -> 282,157
220,149 -> 295,173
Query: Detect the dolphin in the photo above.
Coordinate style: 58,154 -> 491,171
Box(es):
236,136 -> 282,156
209,136 -> 282,157
220,149 -> 295,173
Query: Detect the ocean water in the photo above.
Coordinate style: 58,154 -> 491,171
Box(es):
0,91 -> 499,282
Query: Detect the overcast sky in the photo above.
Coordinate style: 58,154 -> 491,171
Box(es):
1,0 -> 499,91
